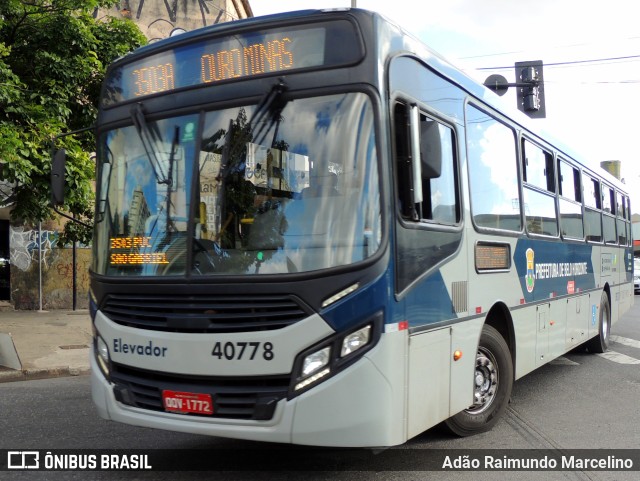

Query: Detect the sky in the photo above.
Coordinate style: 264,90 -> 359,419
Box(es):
250,1 -> 640,213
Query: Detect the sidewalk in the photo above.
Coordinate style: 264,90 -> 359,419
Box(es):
0,309 -> 92,383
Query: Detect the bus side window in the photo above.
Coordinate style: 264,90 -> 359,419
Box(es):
393,102 -> 458,225
557,158 -> 583,239
626,196 -> 632,246
583,173 -> 602,243
522,139 -> 557,237
420,118 -> 459,224
466,105 -> 521,232
616,191 -> 628,246
601,184 -> 617,244
393,103 -> 414,220
392,101 -> 463,292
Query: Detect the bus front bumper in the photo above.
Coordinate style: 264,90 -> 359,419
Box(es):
90,335 -> 406,447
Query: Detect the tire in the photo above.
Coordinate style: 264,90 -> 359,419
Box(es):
585,291 -> 610,354
444,324 -> 513,437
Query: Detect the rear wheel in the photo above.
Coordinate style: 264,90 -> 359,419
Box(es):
444,324 -> 513,436
585,291 -> 611,354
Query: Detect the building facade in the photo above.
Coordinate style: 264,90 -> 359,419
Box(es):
99,0 -> 252,40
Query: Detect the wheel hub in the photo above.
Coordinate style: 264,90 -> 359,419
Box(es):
468,348 -> 498,414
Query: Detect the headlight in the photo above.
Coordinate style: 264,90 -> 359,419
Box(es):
95,335 -> 111,378
291,312 -> 382,396
295,347 -> 331,391
302,346 -> 331,377
341,325 -> 371,357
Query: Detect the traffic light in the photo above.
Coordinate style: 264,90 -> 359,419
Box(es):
515,61 -> 546,118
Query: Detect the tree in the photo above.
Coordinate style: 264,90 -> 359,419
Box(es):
0,0 -> 147,244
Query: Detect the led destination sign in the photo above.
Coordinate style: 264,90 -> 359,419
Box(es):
132,63 -> 175,98
130,37 -> 292,98
200,37 -> 293,83
103,20 -> 363,106
109,237 -> 169,266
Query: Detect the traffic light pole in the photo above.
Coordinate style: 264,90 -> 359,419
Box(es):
484,61 -> 546,119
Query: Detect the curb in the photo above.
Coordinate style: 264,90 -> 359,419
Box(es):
0,366 -> 91,384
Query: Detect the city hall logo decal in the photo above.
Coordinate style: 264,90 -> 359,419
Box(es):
525,248 -> 535,293
524,247 -> 589,295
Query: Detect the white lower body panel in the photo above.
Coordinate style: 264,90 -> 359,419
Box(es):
91,328 -> 408,447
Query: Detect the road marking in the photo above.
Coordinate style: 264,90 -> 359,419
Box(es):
596,351 -> 640,365
610,335 -> 640,349
550,356 -> 579,366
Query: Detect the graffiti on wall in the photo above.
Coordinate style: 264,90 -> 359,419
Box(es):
98,0 -> 238,42
55,258 -> 92,291
121,0 -> 230,24
9,226 -> 91,310
9,226 -> 59,272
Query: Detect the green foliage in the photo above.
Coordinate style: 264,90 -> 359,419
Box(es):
0,0 -> 146,244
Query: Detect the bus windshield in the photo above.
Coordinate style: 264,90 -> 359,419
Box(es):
93,92 -> 381,277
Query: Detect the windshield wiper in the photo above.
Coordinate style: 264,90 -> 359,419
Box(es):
165,125 -> 180,232
130,103 -> 170,185
249,78 -> 289,147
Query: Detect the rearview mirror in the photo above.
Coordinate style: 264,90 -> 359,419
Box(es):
420,119 -> 442,179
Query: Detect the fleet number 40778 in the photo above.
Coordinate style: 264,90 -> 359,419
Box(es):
211,341 -> 275,361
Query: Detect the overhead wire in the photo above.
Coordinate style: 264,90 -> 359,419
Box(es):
457,34 -> 640,87
465,53 -> 640,86
476,54 -> 640,71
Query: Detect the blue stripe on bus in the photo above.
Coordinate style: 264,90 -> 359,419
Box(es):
321,238 -> 630,333
513,239 -> 595,302
321,269 -> 396,332
402,270 -> 454,328
321,268 -> 455,331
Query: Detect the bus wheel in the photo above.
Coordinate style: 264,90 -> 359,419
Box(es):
444,324 -> 513,437
585,291 -> 611,354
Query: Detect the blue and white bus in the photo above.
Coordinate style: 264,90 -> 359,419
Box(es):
59,8 -> 634,446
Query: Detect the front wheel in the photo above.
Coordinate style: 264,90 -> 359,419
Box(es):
444,324 -> 513,437
585,291 -> 611,354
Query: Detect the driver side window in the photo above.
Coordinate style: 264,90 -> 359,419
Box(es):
394,103 -> 459,225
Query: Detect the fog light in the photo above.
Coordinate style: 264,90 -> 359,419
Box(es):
340,325 -> 371,357
96,336 -> 110,377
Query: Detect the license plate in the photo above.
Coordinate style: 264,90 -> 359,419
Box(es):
162,390 -> 213,415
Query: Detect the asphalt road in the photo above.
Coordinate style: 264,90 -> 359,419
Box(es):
1,297 -> 639,480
